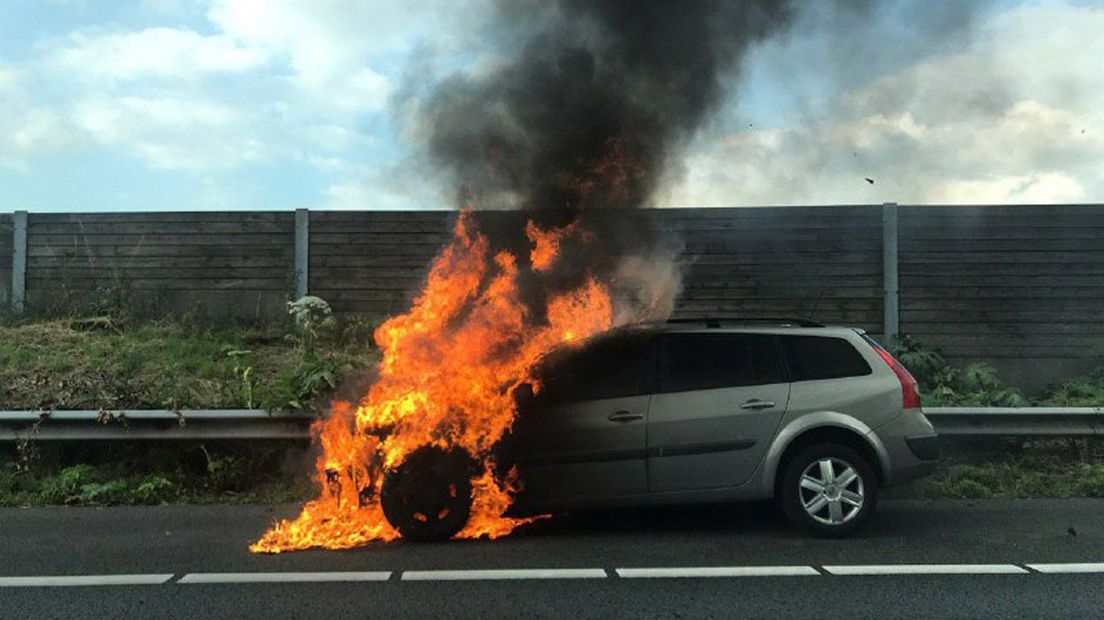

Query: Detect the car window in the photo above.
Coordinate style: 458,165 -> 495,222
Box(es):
531,333 -> 652,405
780,335 -> 872,381
660,333 -> 785,392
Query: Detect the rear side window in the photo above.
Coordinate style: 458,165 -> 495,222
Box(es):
533,333 -> 652,404
660,334 -> 785,393
781,335 -> 872,381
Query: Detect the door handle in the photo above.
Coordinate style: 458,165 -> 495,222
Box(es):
740,399 -> 776,410
608,410 -> 643,422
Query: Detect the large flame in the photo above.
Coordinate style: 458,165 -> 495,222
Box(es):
252,209 -> 635,553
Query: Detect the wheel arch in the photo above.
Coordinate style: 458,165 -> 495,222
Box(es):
762,413 -> 889,497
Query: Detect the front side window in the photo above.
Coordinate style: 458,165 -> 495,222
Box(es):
660,333 -> 785,392
531,332 -> 652,405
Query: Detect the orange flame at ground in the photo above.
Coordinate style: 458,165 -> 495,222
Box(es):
251,209 -> 619,553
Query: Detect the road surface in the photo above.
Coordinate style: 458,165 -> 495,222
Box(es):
2,499 -> 1102,618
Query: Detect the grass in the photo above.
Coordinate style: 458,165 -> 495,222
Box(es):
0,442 -> 315,507
0,315 -> 381,412
890,444 -> 1104,500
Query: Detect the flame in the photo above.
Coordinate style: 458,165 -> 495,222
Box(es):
251,209 -> 622,553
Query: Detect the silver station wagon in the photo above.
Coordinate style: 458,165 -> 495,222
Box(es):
380,318 -> 940,540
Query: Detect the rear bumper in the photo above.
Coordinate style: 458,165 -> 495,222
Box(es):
869,411 -> 940,487
906,434 -> 941,461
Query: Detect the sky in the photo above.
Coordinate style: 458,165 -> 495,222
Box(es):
0,0 -> 1101,212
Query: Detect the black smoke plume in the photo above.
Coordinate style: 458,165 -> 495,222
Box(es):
413,0 -> 796,320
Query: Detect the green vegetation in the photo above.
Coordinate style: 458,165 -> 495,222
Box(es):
891,449 -> 1104,500
0,442 -> 314,507
0,298 -> 382,412
890,335 -> 1028,406
890,334 -> 1104,407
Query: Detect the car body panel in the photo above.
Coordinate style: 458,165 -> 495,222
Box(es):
509,394 -> 650,505
506,322 -> 938,514
647,382 -> 790,492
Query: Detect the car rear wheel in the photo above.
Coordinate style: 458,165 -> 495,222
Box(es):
380,446 -> 475,542
780,443 -> 877,537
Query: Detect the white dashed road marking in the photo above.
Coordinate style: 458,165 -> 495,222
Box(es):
822,564 -> 1028,576
402,568 -> 607,581
4,563 -> 1103,587
1025,563 -> 1104,574
0,574 -> 174,587
178,571 -> 392,584
617,566 -> 819,578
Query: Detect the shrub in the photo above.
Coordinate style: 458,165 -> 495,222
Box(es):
890,335 -> 1026,406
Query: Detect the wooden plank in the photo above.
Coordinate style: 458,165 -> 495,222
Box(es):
901,300 -> 1100,314
903,226 -> 1104,240
27,267 -> 292,279
310,211 -> 452,223
310,232 -> 454,245
655,205 -> 880,219
26,278 -> 288,291
901,323 -> 1104,336
904,252 -> 1104,264
902,287 -> 1104,300
29,255 -> 299,269
900,309 -> 1102,322
681,240 -> 882,253
28,221 -> 294,235
900,204 -> 1104,218
901,263 -> 1104,275
900,275 -> 1104,287
685,264 -> 882,277
308,244 -> 446,257
31,212 -> 294,223
27,244 -> 295,258
310,221 -> 453,234
310,255 -> 438,268
310,266 -> 433,279
28,233 -> 294,246
900,239 -> 1104,252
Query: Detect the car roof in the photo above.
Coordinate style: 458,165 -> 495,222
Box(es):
614,320 -> 861,338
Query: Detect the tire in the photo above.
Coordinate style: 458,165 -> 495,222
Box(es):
780,443 -> 877,538
380,446 -> 476,542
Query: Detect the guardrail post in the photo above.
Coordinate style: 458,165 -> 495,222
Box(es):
11,210 -> 27,315
294,208 -> 309,300
882,202 -> 899,346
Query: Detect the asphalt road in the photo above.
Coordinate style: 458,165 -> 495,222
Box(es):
2,499 -> 1102,619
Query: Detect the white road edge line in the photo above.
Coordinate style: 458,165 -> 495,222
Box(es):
178,572 -> 391,584
0,574 -> 174,588
401,569 -> 607,581
823,564 -> 1028,576
1025,563 -> 1104,574
617,566 -> 819,578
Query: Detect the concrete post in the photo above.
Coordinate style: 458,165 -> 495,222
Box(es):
11,210 -> 27,315
882,202 -> 899,346
294,208 -> 309,301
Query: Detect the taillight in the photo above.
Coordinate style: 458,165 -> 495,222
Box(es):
869,341 -> 922,409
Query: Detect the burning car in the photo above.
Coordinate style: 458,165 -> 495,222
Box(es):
378,318 -> 939,541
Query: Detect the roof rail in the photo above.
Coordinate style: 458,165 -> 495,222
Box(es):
666,317 -> 826,328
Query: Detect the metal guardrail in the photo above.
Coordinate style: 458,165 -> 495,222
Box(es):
0,407 -> 1102,441
0,410 -> 314,441
923,407 -> 1104,437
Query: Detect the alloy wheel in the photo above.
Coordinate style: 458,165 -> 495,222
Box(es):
798,457 -> 865,525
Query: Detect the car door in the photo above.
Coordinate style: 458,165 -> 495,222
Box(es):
647,332 -> 790,493
506,332 -> 654,506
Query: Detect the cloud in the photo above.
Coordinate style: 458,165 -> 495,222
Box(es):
666,0 -> 1104,206
72,95 -> 268,170
50,27 -> 269,81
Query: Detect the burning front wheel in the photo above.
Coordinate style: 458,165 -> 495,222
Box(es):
380,446 -> 476,542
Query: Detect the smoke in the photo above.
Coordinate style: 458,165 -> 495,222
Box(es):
407,0 -> 796,320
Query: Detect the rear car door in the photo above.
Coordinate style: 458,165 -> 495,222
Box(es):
648,332 -> 790,493
507,332 -> 654,506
